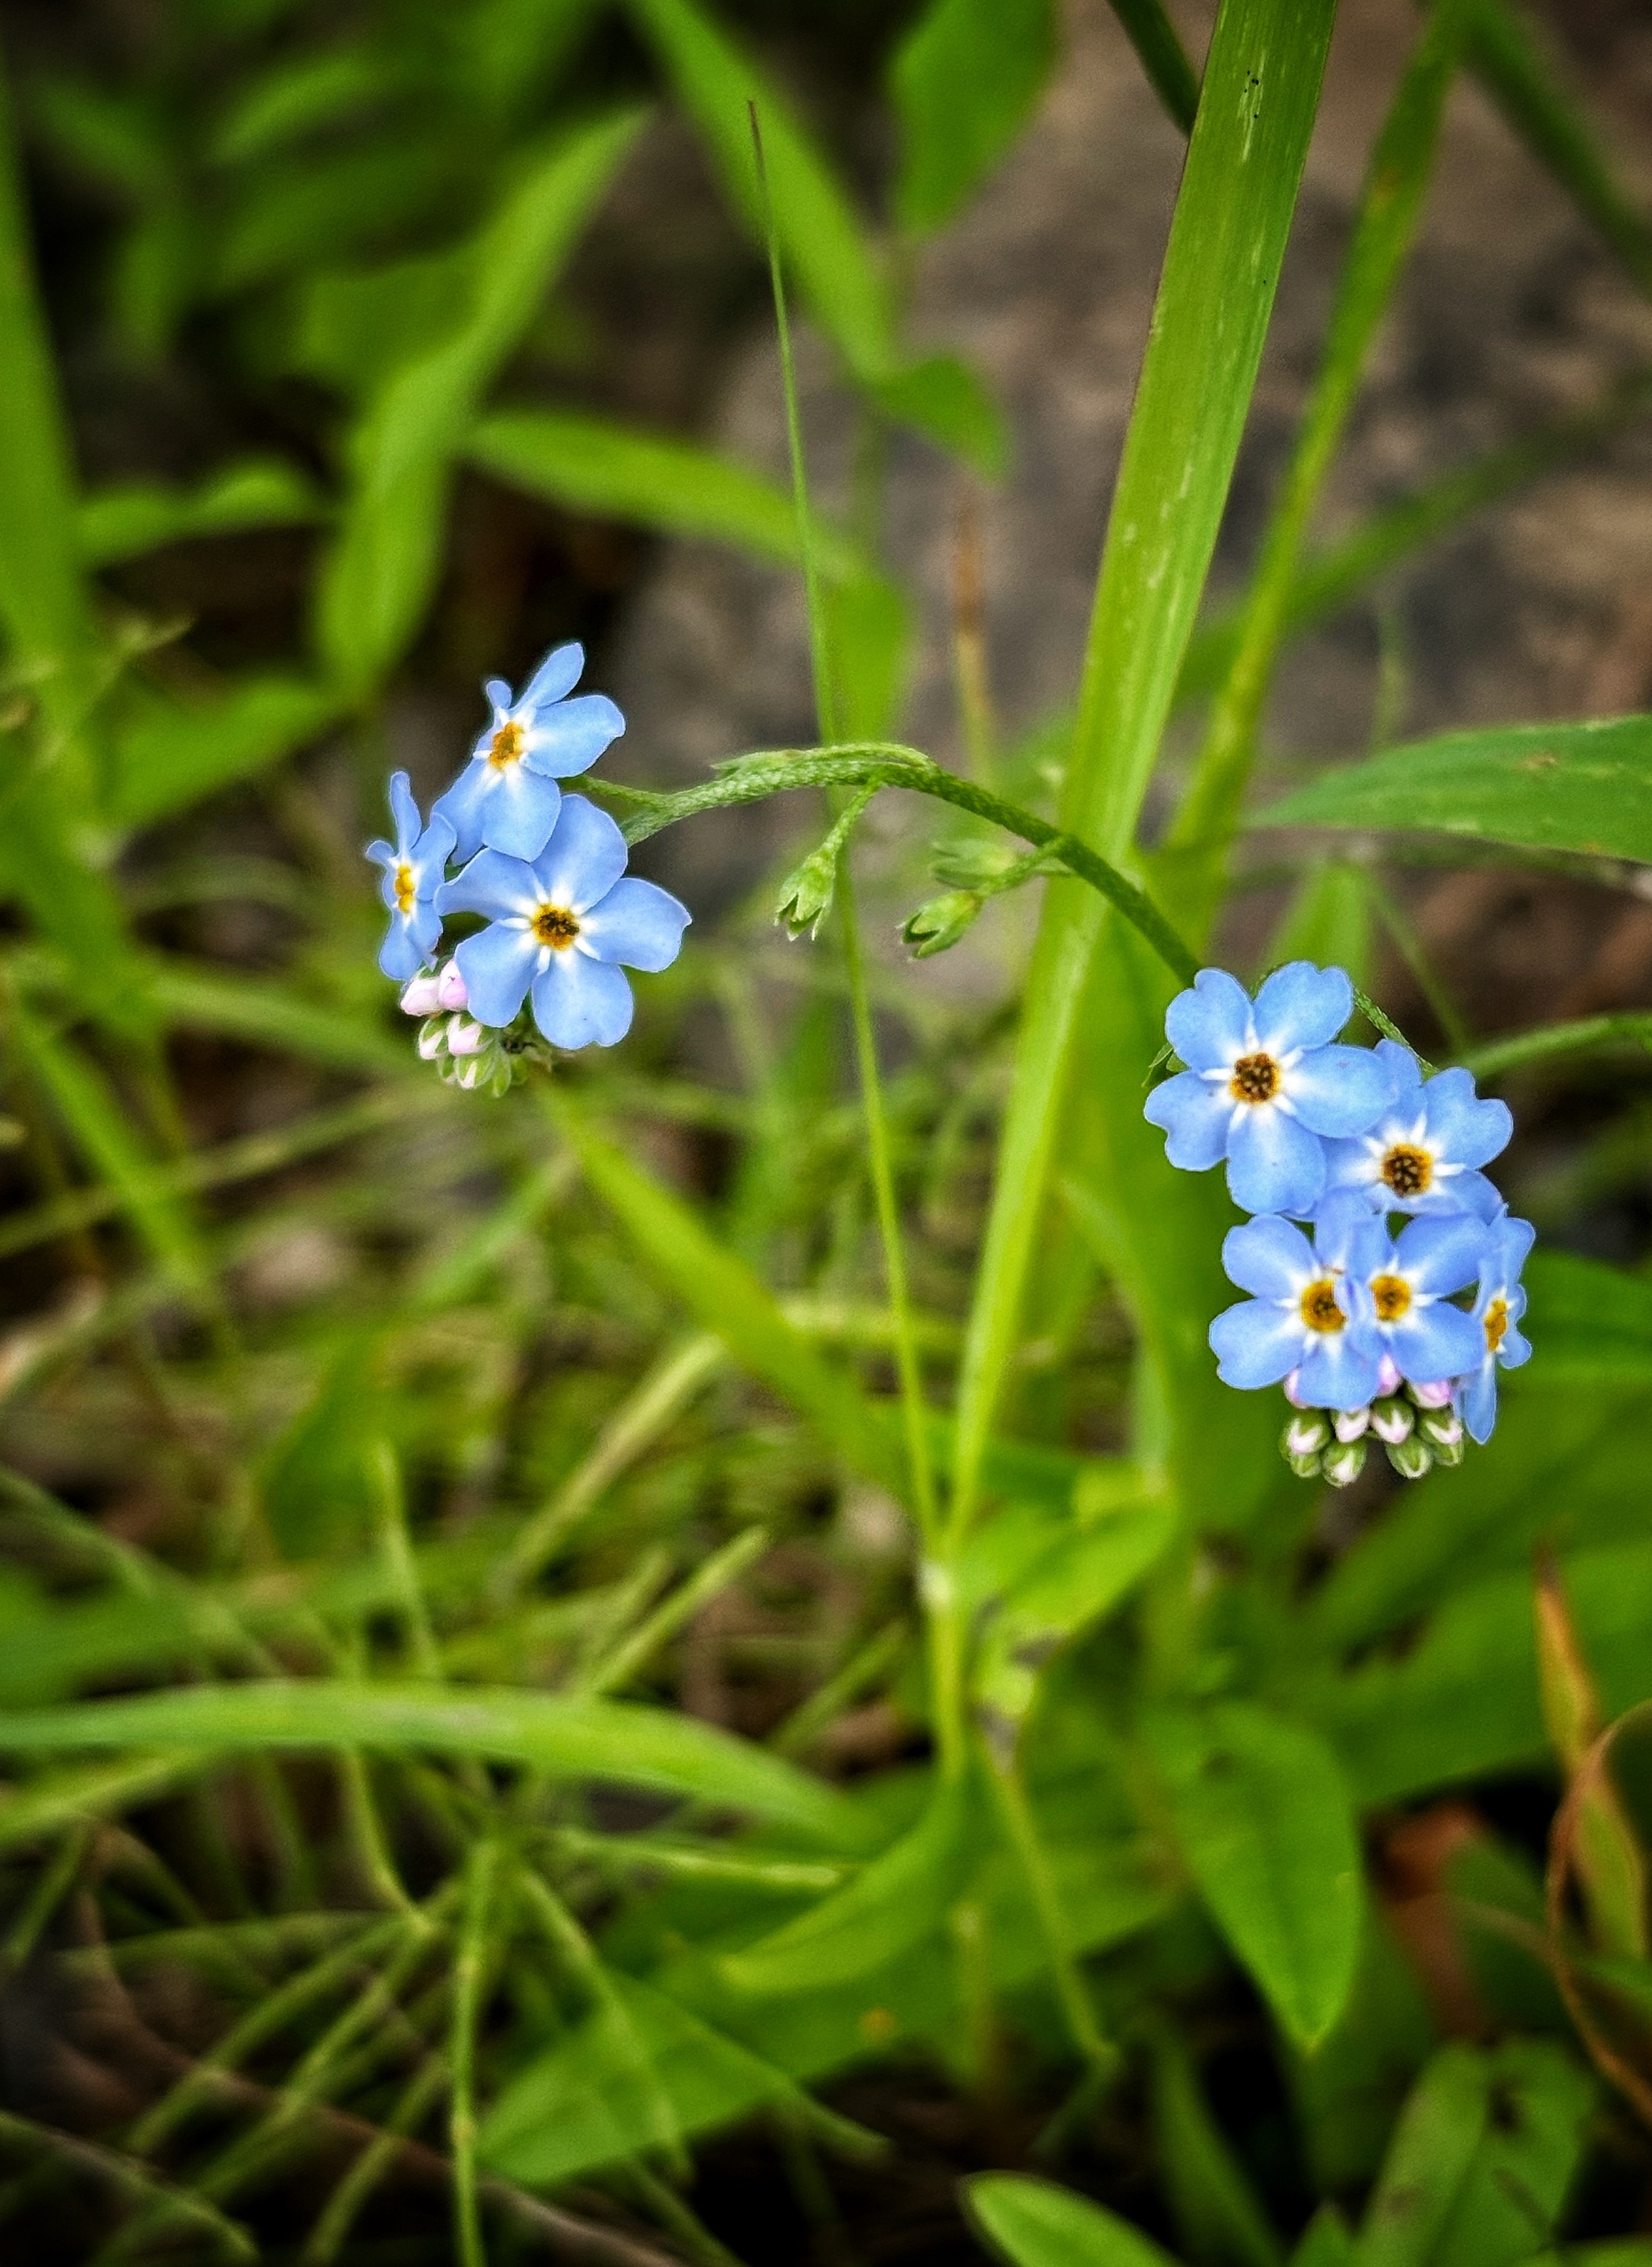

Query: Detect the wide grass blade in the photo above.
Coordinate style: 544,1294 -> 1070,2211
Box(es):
949,0 -> 1337,1536
0,1681 -> 874,1847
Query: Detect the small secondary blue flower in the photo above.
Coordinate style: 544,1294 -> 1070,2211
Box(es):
1145,962 -> 1393,1216
366,771 -> 455,981
432,642 -> 624,864
1323,1039 -> 1510,1219
1354,1209 -> 1487,1387
1210,1192 -> 1387,1411
1456,1207 -> 1535,1442
436,794 -> 690,1050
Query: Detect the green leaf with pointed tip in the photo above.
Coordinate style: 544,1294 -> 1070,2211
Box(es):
466,407 -> 861,575
0,1681 -> 873,1848
1148,1701 -> 1362,2050
78,461 -> 326,566
1291,2211 -> 1354,2267
1356,2042 -> 1592,2267
966,2175 -> 1183,2267
868,353 -> 1007,478
111,675 -> 341,830
720,1773 -> 974,1996
1256,716 -> 1652,865
887,0 -> 1057,234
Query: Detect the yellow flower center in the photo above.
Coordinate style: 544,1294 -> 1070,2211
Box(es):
1371,1273 -> 1412,1323
1299,1279 -> 1344,1334
1381,1143 -> 1433,1198
394,861 -> 416,915
488,719 -> 527,769
1229,1051 -> 1280,1104
532,903 -> 580,950
1483,1296 -> 1508,1354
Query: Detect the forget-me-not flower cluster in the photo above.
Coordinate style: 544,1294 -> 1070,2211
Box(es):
1144,960 -> 1533,1484
364,644 -> 689,1092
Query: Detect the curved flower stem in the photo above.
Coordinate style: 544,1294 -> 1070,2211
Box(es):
605,745 -> 1199,989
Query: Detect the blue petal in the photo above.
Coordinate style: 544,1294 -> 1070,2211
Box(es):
523,693 -> 624,779
388,770 -> 420,856
483,676 -> 513,711
519,641 -> 585,712
1312,1190 -> 1390,1279
454,921 -> 539,1027
477,764 -> 563,858
375,865 -> 402,914
530,794 -> 628,913
1375,1037 -> 1422,1099
1493,1213 -> 1537,1280
414,808 -> 456,877
1420,1067 -> 1512,1170
531,951 -> 633,1048
1287,1044 -> 1393,1138
1295,1329 -> 1383,1413
407,900 -> 442,958
365,837 -> 396,871
1459,1359 -> 1499,1443
578,875 -> 690,971
1164,968 -> 1253,1071
1254,961 -> 1352,1054
1226,1105 -> 1326,1217
436,848 -> 540,923
1394,1212 -> 1487,1299
1221,1214 -> 1315,1300
433,764 -> 491,865
1209,1298 -> 1304,1389
1500,1321 -> 1532,1369
1143,1071 -> 1231,1171
1388,1299 -> 1483,1384
1320,1134 -> 1385,1204
1417,1167 -> 1500,1221
378,917 -> 428,980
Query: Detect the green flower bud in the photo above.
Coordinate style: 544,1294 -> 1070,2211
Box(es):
901,890 -> 984,958
1282,1410 -> 1330,1461
1322,1438 -> 1367,1488
1416,1405 -> 1463,1450
776,837 -> 844,941
1386,1433 -> 1433,1480
1333,1405 -> 1370,1443
1429,1430 -> 1465,1467
1370,1396 -> 1414,1445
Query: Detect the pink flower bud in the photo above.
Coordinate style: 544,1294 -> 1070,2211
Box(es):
400,973 -> 441,1016
436,959 -> 469,1011
1333,1405 -> 1370,1442
1283,1369 -> 1308,1408
447,1017 -> 486,1057
417,1021 -> 446,1060
1376,1354 -> 1402,1397
1409,1377 -> 1454,1408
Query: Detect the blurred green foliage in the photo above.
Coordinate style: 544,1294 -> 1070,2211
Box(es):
4,0 -> 1652,2261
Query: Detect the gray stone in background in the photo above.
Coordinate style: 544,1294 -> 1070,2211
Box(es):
608,0 -> 1652,1031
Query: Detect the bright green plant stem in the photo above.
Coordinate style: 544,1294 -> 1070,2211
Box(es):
944,0 -> 1340,1591
1105,0 -> 1201,133
1165,0 -> 1471,933
1458,1012 -> 1652,1081
611,746 -> 1197,985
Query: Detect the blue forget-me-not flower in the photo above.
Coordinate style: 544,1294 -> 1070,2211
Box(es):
1349,1210 -> 1488,1387
1322,1038 -> 1510,1219
1144,962 -> 1394,1216
366,771 -> 454,980
436,795 -> 689,1050
1457,1206 -> 1534,1442
433,642 -> 624,864
1210,1192 -> 1387,1411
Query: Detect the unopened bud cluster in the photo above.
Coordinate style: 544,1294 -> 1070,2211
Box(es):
1281,1383 -> 1466,1487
